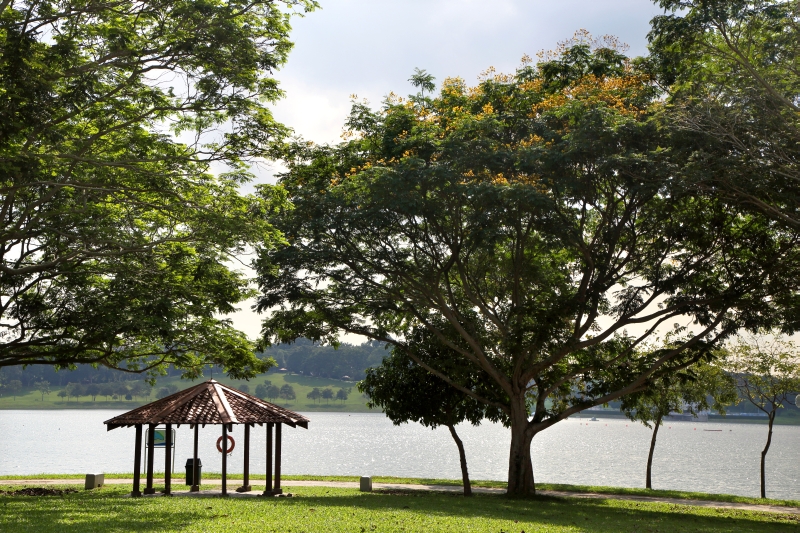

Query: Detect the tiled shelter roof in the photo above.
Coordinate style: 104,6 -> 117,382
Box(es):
104,379 -> 309,430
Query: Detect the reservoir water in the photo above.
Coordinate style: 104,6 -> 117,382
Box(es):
1,410 -> 798,500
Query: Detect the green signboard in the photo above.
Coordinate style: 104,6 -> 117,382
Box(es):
149,428 -> 175,448
143,427 -> 177,474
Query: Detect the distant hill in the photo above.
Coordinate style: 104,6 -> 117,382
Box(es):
261,339 -> 390,381
0,339 -> 390,389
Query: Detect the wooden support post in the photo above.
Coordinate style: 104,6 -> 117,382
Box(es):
144,424 -> 156,494
132,425 -> 142,497
263,423 -> 273,495
274,423 -> 282,494
221,424 -> 228,496
191,424 -> 200,492
164,424 -> 172,495
237,424 -> 251,492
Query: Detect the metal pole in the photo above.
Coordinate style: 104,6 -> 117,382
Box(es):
132,425 -> 142,497
237,424 -> 251,492
244,424 -> 250,488
144,423 -> 156,494
221,424 -> 228,496
191,424 -> 200,492
164,424 -> 172,495
263,423 -> 273,495
275,423 -> 282,494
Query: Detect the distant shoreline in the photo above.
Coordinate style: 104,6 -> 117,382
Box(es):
570,410 -> 800,425
1,404 -> 797,424
0,402 -> 378,413
0,373 -> 375,413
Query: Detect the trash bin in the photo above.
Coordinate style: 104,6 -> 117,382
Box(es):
185,458 -> 202,486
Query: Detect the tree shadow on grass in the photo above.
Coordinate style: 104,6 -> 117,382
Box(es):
282,490 -> 800,533
1,486 -> 798,533
0,492 -> 209,533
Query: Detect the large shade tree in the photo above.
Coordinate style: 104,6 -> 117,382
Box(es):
648,0 -> 800,231
255,38 -> 800,494
0,0 -> 316,378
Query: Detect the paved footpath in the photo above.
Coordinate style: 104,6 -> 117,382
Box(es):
2,478 -> 798,516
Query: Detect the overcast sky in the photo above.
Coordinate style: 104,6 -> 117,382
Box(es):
269,0 -> 665,146
231,0 -> 667,341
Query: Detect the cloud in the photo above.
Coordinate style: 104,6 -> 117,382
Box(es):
267,0 -> 663,145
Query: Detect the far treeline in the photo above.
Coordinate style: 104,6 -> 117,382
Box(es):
262,339 -> 388,380
0,338 -> 387,388
1,0 -> 799,501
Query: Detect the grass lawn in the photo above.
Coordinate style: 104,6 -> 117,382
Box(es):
1,484 -> 798,533
1,474 -> 798,510
0,372 -> 377,412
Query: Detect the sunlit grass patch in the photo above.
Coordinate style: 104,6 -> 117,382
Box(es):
1,474 -> 799,509
1,484 -> 798,533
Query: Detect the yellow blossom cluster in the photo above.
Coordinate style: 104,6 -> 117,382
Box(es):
441,76 -> 466,96
455,168 -> 547,191
530,74 -> 650,117
467,86 -> 484,98
492,173 -> 508,185
536,30 -> 630,63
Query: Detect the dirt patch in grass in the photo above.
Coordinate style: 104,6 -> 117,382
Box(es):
0,487 -> 78,496
373,489 -> 420,496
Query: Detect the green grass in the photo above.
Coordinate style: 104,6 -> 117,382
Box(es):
0,372 -> 377,412
1,474 -> 798,509
7,483 -> 800,532
533,483 -> 800,509
1,484 -> 798,533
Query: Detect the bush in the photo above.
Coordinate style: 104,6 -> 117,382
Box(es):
336,388 -> 349,402
279,384 -> 296,402
307,387 -> 321,403
266,385 -> 281,401
322,388 -> 334,403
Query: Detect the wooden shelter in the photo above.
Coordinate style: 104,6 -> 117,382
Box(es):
104,379 -> 309,496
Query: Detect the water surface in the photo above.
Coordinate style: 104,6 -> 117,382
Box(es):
1,411 -> 797,499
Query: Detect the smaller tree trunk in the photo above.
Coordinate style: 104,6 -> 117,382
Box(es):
447,424 -> 472,496
646,415 -> 662,490
761,410 -> 776,499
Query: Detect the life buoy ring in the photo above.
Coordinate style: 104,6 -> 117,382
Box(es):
216,435 -> 235,454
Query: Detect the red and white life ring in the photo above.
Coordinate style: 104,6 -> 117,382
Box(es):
216,435 -> 235,454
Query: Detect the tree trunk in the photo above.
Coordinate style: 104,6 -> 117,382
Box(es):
646,415 -> 662,490
447,424 -> 472,496
506,402 -> 535,496
761,411 -> 776,499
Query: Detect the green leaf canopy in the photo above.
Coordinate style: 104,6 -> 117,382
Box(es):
1,0 -> 317,378
648,0 -> 800,229
256,41 -> 800,493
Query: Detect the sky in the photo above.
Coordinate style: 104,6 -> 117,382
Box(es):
229,0 -> 668,341
269,0 -> 665,146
